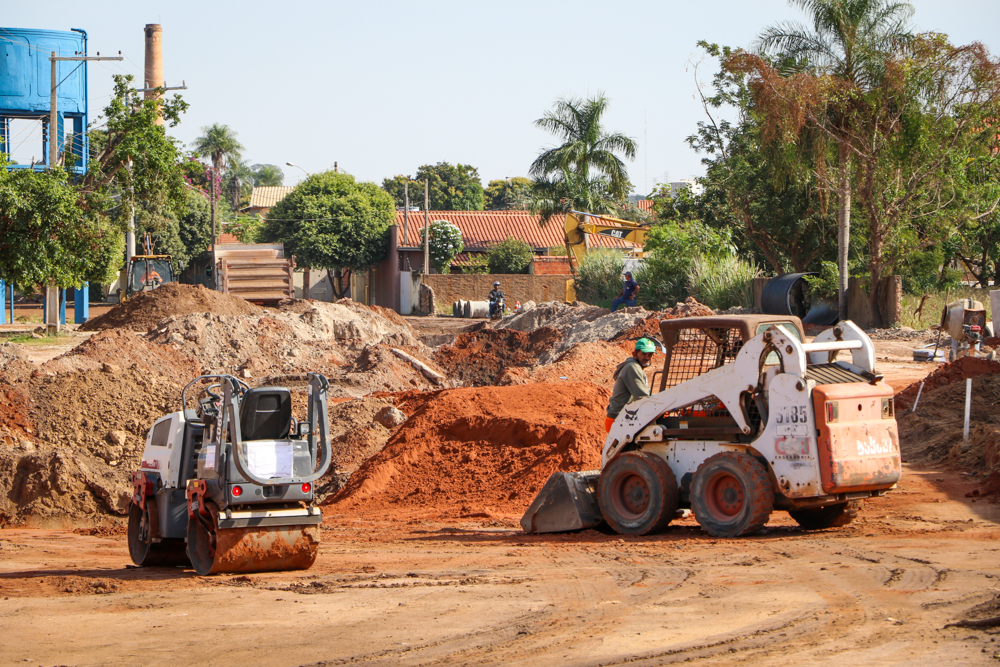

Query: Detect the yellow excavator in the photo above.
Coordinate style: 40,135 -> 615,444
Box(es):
563,211 -> 649,301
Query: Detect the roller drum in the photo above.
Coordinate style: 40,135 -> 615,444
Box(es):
187,503 -> 320,575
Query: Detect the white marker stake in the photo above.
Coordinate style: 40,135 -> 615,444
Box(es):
963,378 -> 972,446
910,381 -> 925,413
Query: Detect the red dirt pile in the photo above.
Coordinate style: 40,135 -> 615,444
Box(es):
433,327 -> 562,386
897,372 -> 1000,495
895,356 -> 1000,411
81,283 -> 261,332
326,382 -> 609,517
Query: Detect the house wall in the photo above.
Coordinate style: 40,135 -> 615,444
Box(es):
421,274 -> 571,312
530,256 -> 573,275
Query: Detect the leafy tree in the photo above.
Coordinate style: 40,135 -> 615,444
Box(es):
261,171 -> 395,298
674,44 -> 838,274
0,74 -> 186,291
484,177 -> 532,210
734,29 -> 1000,324
486,238 -> 534,274
429,220 -> 464,273
179,156 -> 210,192
382,163 -> 485,211
751,0 -> 914,317
0,165 -> 119,287
529,93 -> 637,223
178,189 -> 213,262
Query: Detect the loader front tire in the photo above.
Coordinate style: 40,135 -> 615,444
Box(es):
789,500 -> 862,530
691,452 -> 773,538
598,451 -> 679,536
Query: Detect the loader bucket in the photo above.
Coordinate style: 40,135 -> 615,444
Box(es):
520,470 -> 603,534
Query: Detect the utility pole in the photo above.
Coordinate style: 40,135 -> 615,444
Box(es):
210,172 -> 218,290
48,52 -> 122,169
403,182 -> 410,264
46,50 -> 122,334
423,179 -> 430,274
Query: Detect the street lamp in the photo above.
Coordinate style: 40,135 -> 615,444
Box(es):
286,162 -> 308,181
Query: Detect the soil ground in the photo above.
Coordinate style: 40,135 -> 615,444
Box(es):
3,303 -> 997,665
1,465 -> 998,666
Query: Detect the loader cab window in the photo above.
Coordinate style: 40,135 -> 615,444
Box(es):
757,322 -> 803,365
129,258 -> 173,292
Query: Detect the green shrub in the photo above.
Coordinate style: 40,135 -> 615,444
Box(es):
429,220 -> 464,274
686,255 -> 760,310
633,254 -> 686,310
487,238 -> 533,274
575,250 -> 626,306
463,253 -> 489,274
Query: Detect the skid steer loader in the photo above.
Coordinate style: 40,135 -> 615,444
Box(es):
128,373 -> 332,574
521,316 -> 901,538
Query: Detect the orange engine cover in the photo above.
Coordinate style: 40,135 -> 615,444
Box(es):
812,382 -> 901,494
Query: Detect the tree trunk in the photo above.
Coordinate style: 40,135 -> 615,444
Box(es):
837,140 -> 852,320
327,268 -> 351,300
868,225 -> 886,329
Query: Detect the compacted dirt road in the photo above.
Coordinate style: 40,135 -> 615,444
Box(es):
2,465 -> 998,666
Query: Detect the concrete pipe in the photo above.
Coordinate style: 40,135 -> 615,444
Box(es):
465,300 -> 490,318
458,300 -> 468,318
452,301 -> 460,317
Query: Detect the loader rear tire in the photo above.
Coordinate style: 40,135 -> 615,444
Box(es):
789,500 -> 862,530
691,452 -> 773,538
598,451 -> 679,536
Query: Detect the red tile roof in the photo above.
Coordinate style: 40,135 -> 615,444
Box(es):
394,210 -> 641,251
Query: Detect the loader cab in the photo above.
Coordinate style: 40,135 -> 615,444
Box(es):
652,315 -> 805,441
126,255 -> 175,298
656,315 -> 805,393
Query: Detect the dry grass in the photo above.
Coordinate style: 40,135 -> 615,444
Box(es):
899,287 -> 993,330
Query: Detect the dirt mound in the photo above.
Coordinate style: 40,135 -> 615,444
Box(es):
433,327 -> 563,386
0,343 -> 34,382
326,383 -> 609,516
895,356 -> 1000,411
144,300 -> 435,396
500,301 -> 611,333
81,283 -> 261,332
897,372 -> 1000,483
42,329 -> 202,379
0,364 -> 184,522
498,341 -> 636,390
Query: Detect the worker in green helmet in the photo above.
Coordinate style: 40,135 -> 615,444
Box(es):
605,337 -> 657,432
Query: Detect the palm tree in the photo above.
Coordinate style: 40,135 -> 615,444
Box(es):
755,0 -> 913,318
530,94 -> 637,214
191,123 -> 244,175
251,164 -> 284,187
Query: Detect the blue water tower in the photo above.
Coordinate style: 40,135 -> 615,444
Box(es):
0,27 -> 88,174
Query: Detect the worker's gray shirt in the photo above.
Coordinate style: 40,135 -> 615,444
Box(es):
606,357 -> 651,418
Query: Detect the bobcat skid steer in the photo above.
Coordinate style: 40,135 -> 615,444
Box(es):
521,316 -> 901,538
128,373 -> 332,574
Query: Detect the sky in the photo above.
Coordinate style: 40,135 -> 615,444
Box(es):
5,0 -> 1000,194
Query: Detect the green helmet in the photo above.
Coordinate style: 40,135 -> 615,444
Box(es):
635,338 -> 656,353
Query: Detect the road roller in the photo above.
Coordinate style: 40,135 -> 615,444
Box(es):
128,373 -> 332,575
